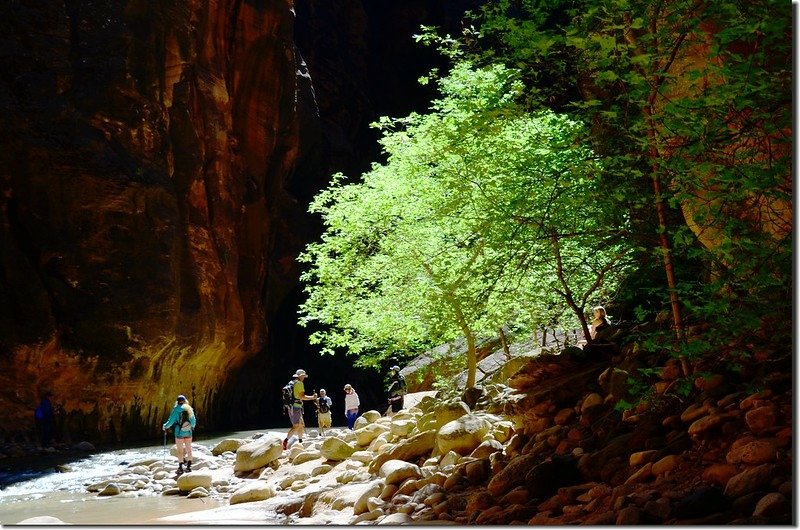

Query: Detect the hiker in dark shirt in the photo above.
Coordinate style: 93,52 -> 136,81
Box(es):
386,365 -> 407,415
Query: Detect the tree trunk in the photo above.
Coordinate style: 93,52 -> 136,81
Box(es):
464,328 -> 477,389
498,327 -> 511,360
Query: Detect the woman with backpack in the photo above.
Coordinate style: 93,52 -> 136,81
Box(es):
162,394 -> 196,475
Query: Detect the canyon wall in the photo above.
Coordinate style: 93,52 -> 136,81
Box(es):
0,0 -> 475,443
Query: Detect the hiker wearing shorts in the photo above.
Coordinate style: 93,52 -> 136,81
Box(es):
163,394 -> 196,475
316,389 -> 333,436
283,369 -> 316,449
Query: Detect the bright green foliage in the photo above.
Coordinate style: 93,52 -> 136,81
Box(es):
299,62 -> 631,384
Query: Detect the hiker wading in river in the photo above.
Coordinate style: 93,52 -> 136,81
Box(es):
162,394 -> 196,475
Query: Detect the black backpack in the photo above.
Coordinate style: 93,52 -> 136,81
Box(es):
281,380 -> 296,411
318,398 -> 330,413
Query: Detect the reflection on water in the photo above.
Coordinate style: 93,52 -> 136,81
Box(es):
0,428 -> 285,524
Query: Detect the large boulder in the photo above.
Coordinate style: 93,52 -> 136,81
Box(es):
379,460 -> 422,485
293,450 -> 323,465
230,482 -> 276,505
176,471 -> 212,492
354,423 -> 390,446
362,410 -> 383,424
437,415 -> 492,455
211,438 -> 246,456
320,437 -> 357,461
369,430 -> 437,474
487,454 -> 539,497
354,481 -> 384,515
390,419 -> 416,438
234,437 -> 283,472
432,401 -> 470,429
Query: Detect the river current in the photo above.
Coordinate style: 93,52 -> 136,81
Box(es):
0,427 -> 287,525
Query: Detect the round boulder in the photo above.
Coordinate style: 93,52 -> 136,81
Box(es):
230,482 -> 276,505
234,437 -> 283,472
320,437 -> 357,461
176,471 -> 212,492
211,438 -> 245,456
379,460 -> 422,485
437,415 -> 492,455
433,401 -> 470,430
355,423 -> 390,446
362,410 -> 383,424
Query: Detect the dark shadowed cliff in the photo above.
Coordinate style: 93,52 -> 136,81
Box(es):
0,0 -> 478,444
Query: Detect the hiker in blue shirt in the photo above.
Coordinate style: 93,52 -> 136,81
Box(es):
34,391 -> 55,447
162,394 -> 196,475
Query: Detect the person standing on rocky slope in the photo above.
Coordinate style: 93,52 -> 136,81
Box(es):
315,388 -> 333,436
386,365 -> 407,415
343,384 -> 360,429
162,394 -> 196,475
283,369 -> 317,449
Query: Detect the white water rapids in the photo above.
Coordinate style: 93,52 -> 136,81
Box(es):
0,428 -> 286,525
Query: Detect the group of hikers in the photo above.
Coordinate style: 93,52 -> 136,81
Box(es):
157,364 -> 407,475
34,307 -> 609,478
280,365 -> 407,450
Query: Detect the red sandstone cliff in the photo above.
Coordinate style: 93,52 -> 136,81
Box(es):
0,0 -> 477,444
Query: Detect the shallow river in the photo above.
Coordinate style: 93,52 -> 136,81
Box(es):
0,427 -> 287,525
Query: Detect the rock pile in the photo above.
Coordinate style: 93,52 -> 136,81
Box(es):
83,350 -> 791,525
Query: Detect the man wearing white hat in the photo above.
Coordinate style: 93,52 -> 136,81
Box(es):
283,369 -> 317,450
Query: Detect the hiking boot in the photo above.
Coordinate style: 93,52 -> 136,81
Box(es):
185,460 -> 192,473
282,438 -> 288,450
176,463 -> 184,475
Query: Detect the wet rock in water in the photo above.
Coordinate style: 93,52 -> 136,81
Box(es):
176,471 -> 212,492
234,437 -> 282,472
54,464 -> 72,473
162,487 -> 181,496
98,483 -> 122,496
437,415 -> 491,455
187,487 -> 209,498
17,516 -> 69,525
211,438 -> 245,456
320,437 -> 357,461
380,460 -> 422,485
73,441 -> 95,452
230,482 -> 276,504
